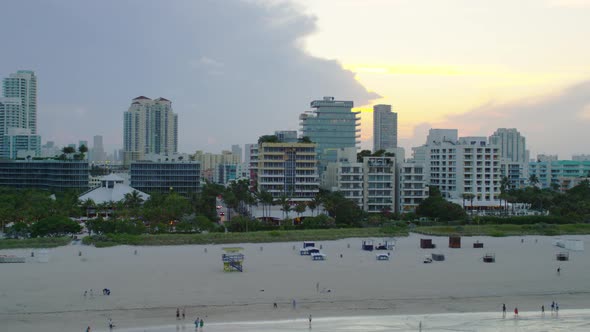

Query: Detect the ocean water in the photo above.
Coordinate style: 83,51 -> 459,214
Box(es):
102,310 -> 590,332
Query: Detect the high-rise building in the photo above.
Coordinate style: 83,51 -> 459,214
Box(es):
0,160 -> 89,191
373,104 -> 397,151
300,96 -> 359,174
1,71 -> 40,159
123,96 -> 178,164
255,138 -> 319,201
2,70 -> 37,135
231,144 -> 243,163
92,135 -> 106,162
489,128 -> 529,163
489,128 -> 529,188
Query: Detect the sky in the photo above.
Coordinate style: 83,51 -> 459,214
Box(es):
1,0 -> 590,158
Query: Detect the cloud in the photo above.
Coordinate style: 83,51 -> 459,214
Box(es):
0,0 -> 379,153
547,0 -> 590,8
433,80 -> 590,157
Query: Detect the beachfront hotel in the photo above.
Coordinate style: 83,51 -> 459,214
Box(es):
323,147 -> 397,213
300,97 -> 360,175
411,129 -> 502,208
123,96 -> 178,165
254,137 -> 319,201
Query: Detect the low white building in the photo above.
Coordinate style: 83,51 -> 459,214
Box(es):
323,148 -> 396,213
79,174 -> 149,205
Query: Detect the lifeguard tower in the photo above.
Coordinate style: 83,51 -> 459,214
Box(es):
222,247 -> 244,272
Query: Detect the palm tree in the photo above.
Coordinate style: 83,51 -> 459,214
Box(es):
124,190 -> 144,209
80,198 -> 96,218
309,194 -> 322,216
529,174 -> 540,187
257,190 -> 274,220
294,201 -> 307,220
276,195 -> 291,223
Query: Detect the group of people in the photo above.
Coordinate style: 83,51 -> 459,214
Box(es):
176,307 -> 185,320
502,302 -> 560,318
194,317 -> 205,329
83,288 -> 111,297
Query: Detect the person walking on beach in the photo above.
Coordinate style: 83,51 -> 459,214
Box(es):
195,317 -> 199,328
557,267 -> 561,275
182,308 -> 185,320
551,301 -> 555,312
176,308 -> 180,320
316,282 -> 319,293
514,307 -> 519,318
86,326 -> 91,332
542,305 -> 545,315
502,303 -> 506,317
108,318 -> 114,330
556,303 -> 559,313
199,318 -> 204,329
292,299 -> 297,309
309,314 -> 312,329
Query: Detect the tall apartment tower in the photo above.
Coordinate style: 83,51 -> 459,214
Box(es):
300,96 -> 359,173
1,70 -> 40,159
373,104 -> 397,151
231,144 -> 243,163
2,70 -> 37,134
488,128 -> 529,163
92,135 -> 106,162
123,96 -> 178,164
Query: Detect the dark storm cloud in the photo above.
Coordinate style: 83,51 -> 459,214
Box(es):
0,0 -> 379,152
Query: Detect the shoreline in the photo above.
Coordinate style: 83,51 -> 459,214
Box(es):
3,292 -> 589,331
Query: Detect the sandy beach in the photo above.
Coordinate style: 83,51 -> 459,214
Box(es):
1,234 -> 588,331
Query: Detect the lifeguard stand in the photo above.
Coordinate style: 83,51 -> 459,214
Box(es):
222,247 -> 244,272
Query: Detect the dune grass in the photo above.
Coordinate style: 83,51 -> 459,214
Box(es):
413,223 -> 590,237
0,237 -> 72,249
82,227 -> 409,248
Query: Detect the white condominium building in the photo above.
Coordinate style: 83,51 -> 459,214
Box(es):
255,141 -> 319,201
421,130 -> 501,207
399,162 -> 429,212
324,148 -> 397,213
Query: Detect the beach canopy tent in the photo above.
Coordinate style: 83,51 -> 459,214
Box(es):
555,239 -> 584,251
303,241 -> 315,248
556,252 -> 569,261
376,253 -> 389,261
431,253 -> 445,261
376,239 -> 395,250
473,241 -> 484,248
483,253 -> 495,263
362,240 -> 374,251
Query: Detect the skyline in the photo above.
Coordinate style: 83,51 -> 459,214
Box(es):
1,0 -> 589,158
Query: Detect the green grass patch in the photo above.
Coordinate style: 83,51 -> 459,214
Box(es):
0,237 -> 72,249
82,227 -> 409,247
414,223 -> 590,236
